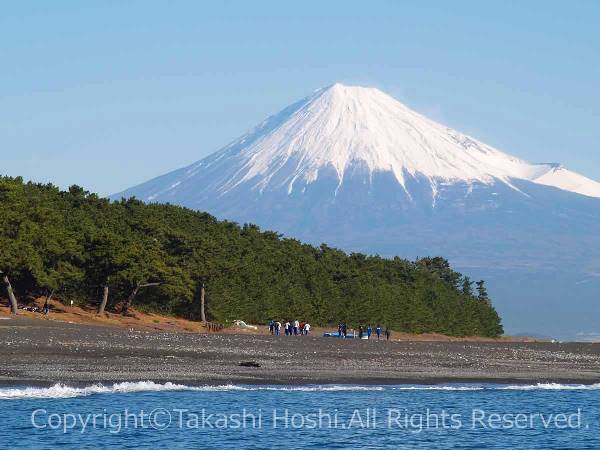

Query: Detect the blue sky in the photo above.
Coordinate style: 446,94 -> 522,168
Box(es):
2,0 -> 599,195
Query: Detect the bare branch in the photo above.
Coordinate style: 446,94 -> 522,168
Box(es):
139,282 -> 161,288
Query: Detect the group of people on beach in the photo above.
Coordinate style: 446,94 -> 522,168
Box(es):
339,322 -> 391,340
268,319 -> 311,336
267,318 -> 391,340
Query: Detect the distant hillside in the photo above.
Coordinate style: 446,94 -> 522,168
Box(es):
0,176 -> 502,337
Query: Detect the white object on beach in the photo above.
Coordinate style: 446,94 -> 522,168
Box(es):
233,320 -> 258,330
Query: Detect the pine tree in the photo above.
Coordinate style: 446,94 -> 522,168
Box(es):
475,280 -> 490,304
462,276 -> 473,297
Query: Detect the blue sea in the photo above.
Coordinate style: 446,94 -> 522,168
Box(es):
1,382 -> 599,449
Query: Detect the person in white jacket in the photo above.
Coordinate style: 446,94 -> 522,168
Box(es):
304,323 -> 311,335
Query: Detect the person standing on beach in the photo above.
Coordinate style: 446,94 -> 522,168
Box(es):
359,325 -> 364,339
268,319 -> 274,335
293,319 -> 299,336
342,322 -> 347,338
385,327 -> 391,341
376,324 -> 382,340
338,323 -> 343,338
367,324 -> 372,339
284,320 -> 290,336
304,323 -> 310,335
275,321 -> 281,336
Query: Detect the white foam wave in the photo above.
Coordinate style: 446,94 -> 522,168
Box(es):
2,381 -> 599,400
0,382 -> 384,400
392,383 -> 600,391
500,383 -> 600,391
392,386 -> 484,391
257,385 -> 385,392
0,381 -> 245,400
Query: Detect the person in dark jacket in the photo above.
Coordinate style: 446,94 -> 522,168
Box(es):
268,319 -> 274,335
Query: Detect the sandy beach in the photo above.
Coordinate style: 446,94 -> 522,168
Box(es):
1,316 -> 599,387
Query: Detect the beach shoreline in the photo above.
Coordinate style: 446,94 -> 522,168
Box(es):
2,316 -> 600,387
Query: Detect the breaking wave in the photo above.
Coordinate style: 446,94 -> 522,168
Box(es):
392,383 -> 600,391
392,386 -> 484,391
500,383 -> 600,391
0,382 -> 384,400
0,381 -> 245,400
2,381 -> 599,400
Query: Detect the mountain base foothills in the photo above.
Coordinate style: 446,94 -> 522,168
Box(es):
0,176 -> 502,337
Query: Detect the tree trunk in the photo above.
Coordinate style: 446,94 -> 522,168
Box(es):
44,289 -> 55,306
98,284 -> 109,315
121,282 -> 159,315
121,284 -> 140,315
199,281 -> 206,323
3,274 -> 18,315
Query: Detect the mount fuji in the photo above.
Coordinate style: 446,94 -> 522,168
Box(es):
114,84 -> 600,339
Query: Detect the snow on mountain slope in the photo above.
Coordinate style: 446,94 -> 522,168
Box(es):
530,164 -> 600,198
117,83 -> 600,202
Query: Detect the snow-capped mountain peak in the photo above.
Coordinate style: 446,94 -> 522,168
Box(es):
156,83 -> 600,200
115,83 -> 600,202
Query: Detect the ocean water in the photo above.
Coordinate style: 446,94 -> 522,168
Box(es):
1,382 -> 599,449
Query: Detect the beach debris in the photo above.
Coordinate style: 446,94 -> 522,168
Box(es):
239,361 -> 260,368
